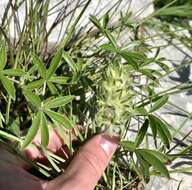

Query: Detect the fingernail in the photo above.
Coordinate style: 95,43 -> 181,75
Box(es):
99,134 -> 119,157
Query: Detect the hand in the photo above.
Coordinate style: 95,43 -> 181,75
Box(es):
0,132 -> 118,190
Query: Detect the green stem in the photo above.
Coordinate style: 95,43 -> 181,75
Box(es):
5,97 -> 11,125
61,0 -> 92,49
0,129 -> 23,142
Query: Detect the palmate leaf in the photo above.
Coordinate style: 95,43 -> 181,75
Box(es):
0,75 -> 16,100
46,48 -> 63,79
44,95 -> 75,109
0,43 -> 7,71
149,95 -> 169,113
32,53 -> 47,78
136,149 -> 170,178
21,112 -> 41,149
45,110 -> 73,129
135,119 -> 149,147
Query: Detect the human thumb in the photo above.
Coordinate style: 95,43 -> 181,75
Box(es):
45,133 -> 119,190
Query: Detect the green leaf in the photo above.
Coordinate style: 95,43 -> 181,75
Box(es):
135,119 -> 149,147
104,29 -> 118,49
102,13 -> 109,28
0,75 -> 16,100
134,107 -> 148,116
155,61 -> 170,72
0,43 -> 7,71
32,53 -> 47,78
24,79 -> 45,90
145,69 -> 163,77
50,76 -> 70,84
2,69 -> 25,76
21,112 -> 41,149
155,5 -> 192,18
139,69 -> 157,80
44,95 -> 74,109
100,43 -> 117,53
47,48 -> 63,79
24,90 -> 41,107
136,149 -> 170,178
120,140 -> 136,152
149,96 -> 168,113
40,112 -> 49,147
148,115 -> 157,145
154,115 -> 172,142
45,110 -> 73,129
119,51 -> 140,70
136,151 -> 150,182
8,121 -> 20,137
90,15 -> 103,30
142,149 -> 171,164
149,115 -> 172,148
47,81 -> 59,95
62,51 -> 77,72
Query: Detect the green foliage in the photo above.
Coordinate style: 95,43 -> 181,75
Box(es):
0,0 -> 191,189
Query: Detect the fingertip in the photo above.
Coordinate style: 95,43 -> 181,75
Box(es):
99,134 -> 119,159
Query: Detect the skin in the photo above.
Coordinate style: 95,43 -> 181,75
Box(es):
0,130 -> 119,190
